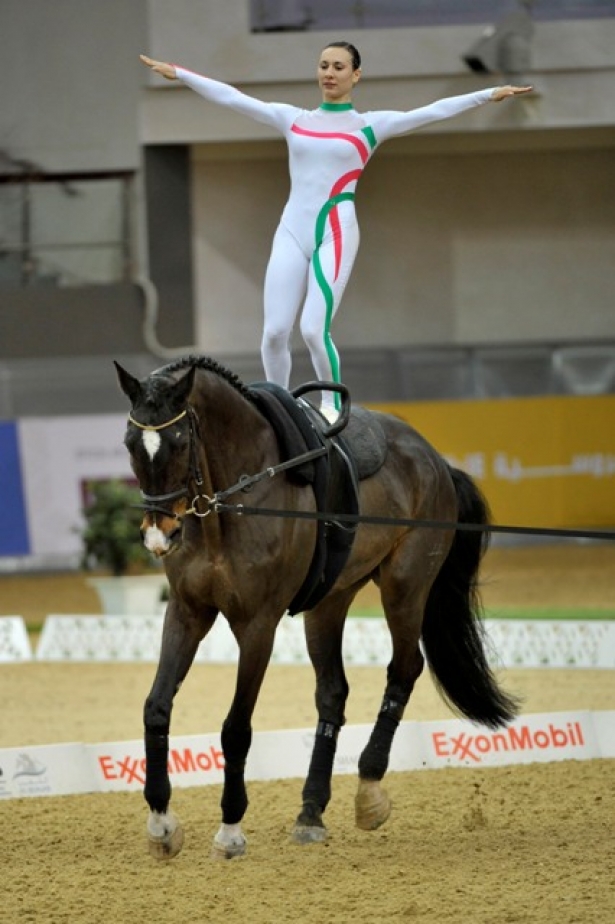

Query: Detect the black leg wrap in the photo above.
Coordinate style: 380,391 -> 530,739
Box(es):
357,700 -> 401,781
221,768 -> 249,825
380,695 -> 405,722
220,721 -> 252,825
301,721 -> 339,813
144,730 -> 171,812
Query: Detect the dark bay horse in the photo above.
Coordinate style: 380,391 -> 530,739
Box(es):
115,355 -> 518,860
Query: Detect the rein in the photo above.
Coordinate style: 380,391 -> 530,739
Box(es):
201,447 -> 328,513
177,454 -> 615,542
209,502 -> 615,543
129,404 -> 328,520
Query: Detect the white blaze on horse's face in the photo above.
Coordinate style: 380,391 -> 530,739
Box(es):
142,429 -> 161,460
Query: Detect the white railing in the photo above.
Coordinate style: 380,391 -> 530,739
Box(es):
23,614 -> 615,669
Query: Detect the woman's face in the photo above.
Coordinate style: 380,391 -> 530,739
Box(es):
317,47 -> 361,103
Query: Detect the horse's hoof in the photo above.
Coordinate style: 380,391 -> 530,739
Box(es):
211,828 -> 247,860
211,834 -> 247,860
291,823 -> 329,845
355,779 -> 392,831
147,811 -> 185,860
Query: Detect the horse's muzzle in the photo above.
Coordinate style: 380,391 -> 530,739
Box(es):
142,514 -> 183,557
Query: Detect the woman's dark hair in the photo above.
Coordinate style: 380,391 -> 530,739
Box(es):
323,41 -> 361,71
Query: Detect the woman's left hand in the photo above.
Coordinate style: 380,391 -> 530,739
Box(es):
491,85 -> 534,101
139,54 -> 177,80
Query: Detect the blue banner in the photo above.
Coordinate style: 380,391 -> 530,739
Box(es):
0,421 -> 30,556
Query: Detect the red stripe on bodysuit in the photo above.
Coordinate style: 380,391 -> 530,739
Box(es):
291,125 -> 370,280
329,169 -> 362,278
290,125 -> 371,164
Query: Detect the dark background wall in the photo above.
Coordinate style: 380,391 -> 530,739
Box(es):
0,1 -> 194,364
143,145 -> 194,350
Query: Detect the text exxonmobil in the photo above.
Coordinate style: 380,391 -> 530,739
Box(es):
97,744 -> 224,786
431,721 -> 585,764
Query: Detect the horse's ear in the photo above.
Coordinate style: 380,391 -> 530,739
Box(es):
172,364 -> 197,406
114,361 -> 143,406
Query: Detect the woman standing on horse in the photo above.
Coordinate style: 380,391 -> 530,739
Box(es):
140,44 -> 531,420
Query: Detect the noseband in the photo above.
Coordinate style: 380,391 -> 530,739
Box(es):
128,406 -> 208,519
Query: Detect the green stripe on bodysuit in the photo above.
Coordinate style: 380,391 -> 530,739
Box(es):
361,126 -> 378,149
313,191 -> 355,409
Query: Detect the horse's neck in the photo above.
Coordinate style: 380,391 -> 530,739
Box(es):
192,374 -> 274,487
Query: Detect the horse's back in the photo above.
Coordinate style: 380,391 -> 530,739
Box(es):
355,405 -> 451,477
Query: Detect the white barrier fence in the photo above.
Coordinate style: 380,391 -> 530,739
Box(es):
0,617 -> 33,661
3,614 -> 615,668
0,613 -> 608,668
1,709 -> 614,800
34,613 -> 393,665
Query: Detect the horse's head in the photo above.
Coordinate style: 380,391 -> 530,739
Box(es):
115,361 -> 199,557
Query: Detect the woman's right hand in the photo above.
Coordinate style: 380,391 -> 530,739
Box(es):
140,55 -> 177,81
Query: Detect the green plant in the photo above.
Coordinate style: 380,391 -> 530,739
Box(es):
79,479 -> 156,577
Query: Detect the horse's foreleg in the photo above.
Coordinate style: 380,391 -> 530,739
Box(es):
292,599 -> 350,845
144,604 -> 216,860
210,718 -> 252,860
212,617 -> 278,860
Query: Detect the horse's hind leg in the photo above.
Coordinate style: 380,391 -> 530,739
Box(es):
144,601 -> 216,860
355,534 -> 445,831
291,591 -> 353,845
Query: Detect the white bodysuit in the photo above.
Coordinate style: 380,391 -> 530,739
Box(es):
176,67 -> 494,413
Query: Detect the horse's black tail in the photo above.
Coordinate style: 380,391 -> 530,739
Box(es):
421,466 -> 520,729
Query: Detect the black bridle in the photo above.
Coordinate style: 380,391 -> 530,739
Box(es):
128,405 -> 211,519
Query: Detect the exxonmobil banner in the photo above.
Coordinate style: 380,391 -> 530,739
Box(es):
415,712 -> 597,768
1,711 -> 614,800
94,736 -> 226,793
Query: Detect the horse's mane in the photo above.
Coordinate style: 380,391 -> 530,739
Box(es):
157,354 -> 256,404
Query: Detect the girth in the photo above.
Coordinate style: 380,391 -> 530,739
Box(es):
249,382 -> 385,615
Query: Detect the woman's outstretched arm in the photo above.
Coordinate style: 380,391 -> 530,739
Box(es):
369,84 -> 533,142
139,54 -> 297,132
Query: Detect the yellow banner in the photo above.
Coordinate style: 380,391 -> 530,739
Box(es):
369,395 -> 615,529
